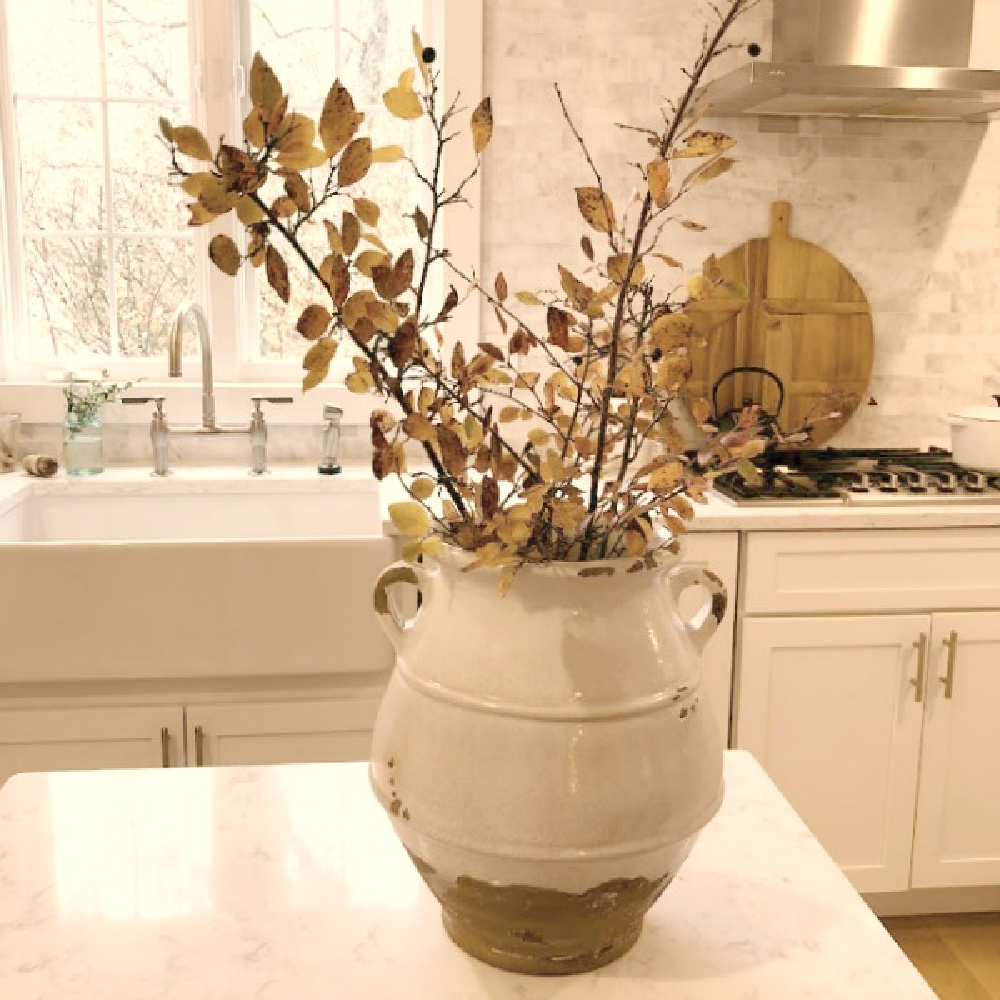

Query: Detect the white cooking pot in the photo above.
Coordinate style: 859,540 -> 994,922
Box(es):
944,405 -> 1000,471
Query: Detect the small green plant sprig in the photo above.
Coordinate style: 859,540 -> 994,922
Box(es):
63,375 -> 134,424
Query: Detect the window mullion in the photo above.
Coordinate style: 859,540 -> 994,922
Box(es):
96,0 -> 118,361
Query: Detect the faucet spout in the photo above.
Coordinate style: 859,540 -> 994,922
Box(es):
168,300 -> 216,430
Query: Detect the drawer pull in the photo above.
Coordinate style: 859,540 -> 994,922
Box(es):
941,630 -> 959,699
911,632 -> 928,702
194,725 -> 205,766
160,727 -> 170,768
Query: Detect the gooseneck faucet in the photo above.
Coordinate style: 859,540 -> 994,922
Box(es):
168,300 -> 216,429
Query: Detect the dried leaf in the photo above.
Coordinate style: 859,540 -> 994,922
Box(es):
646,158 -> 671,208
302,336 -> 337,371
338,137 -> 373,187
674,129 -> 736,159
580,235 -> 594,261
322,253 -> 350,306
235,196 -> 265,226
249,52 -> 283,112
208,234 -> 241,276
265,245 -> 290,302
690,156 -> 736,187
367,299 -> 401,334
494,272 -> 508,302
352,197 -> 380,226
296,304 -> 332,340
546,306 -> 572,350
319,80 -> 364,157
383,69 -> 423,119
389,502 -> 432,538
371,144 -> 405,163
412,28 -> 431,86
158,116 -> 174,142
411,206 -> 430,240
302,364 -> 330,392
174,126 -> 214,162
403,412 -> 436,442
680,219 -> 707,232
243,107 -> 266,148
575,187 -> 616,233
437,425 -> 467,480
515,290 -> 542,307
342,212 -> 361,255
471,97 -> 493,154
389,320 -> 419,367
285,173 -> 311,212
411,475 -> 435,500
355,249 -> 390,278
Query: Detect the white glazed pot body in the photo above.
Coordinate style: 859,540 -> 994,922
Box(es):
945,406 -> 1000,471
369,542 -> 726,974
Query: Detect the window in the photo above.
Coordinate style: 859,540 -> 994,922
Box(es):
0,0 -> 482,417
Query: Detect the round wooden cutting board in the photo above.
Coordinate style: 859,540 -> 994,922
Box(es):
685,201 -> 873,446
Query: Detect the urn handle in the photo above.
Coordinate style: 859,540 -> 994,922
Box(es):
373,560 -> 429,653
668,565 -> 728,654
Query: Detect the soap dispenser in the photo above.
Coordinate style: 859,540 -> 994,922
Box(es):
318,404 -> 343,474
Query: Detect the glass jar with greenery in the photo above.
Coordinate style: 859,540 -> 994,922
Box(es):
62,373 -> 133,476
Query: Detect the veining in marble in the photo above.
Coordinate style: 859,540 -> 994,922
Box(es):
0,752 -> 937,999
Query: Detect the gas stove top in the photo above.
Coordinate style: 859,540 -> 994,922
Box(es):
711,448 -> 1000,506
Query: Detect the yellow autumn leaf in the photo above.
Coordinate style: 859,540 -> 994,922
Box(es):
302,337 -> 337,371
302,364 -> 330,392
355,249 -> 390,278
412,28 -> 431,87
470,97 -> 493,155
235,196 -> 265,226
296,304 -> 332,341
383,69 -> 423,120
389,501 -> 432,537
411,475 -> 435,500
208,234 -> 241,276
174,126 -> 214,162
338,137 -> 372,187
352,197 -> 380,226
371,144 -> 405,163
689,156 -> 736,187
249,52 -> 283,112
575,187 -> 616,233
647,158 -> 671,208
319,79 -> 364,157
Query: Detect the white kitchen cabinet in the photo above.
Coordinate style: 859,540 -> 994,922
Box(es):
738,615 -> 926,893
0,706 -> 185,787
184,697 -> 382,767
910,611 -> 1000,889
736,529 -> 1000,896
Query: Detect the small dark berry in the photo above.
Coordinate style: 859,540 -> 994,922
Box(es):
747,42 -> 762,58
422,46 -> 437,64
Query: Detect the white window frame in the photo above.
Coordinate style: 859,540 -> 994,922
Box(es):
0,0 -> 482,425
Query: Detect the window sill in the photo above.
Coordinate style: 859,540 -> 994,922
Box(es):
0,380 -> 378,426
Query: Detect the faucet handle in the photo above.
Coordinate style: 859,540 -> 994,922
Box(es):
121,395 -> 166,416
252,395 -> 294,404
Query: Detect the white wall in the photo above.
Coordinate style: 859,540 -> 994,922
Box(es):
481,0 -> 1000,449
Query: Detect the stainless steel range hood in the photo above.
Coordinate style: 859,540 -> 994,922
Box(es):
696,0 -> 1000,122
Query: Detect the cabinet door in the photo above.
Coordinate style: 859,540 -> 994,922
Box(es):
737,615 -> 928,893
185,698 -> 382,767
911,612 -> 1000,889
683,532 -> 739,747
0,706 -> 184,787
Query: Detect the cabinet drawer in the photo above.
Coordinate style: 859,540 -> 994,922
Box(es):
744,528 -> 1000,613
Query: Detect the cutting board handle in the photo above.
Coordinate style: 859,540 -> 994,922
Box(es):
771,201 -> 791,240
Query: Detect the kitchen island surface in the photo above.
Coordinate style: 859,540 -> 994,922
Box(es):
0,751 -> 935,999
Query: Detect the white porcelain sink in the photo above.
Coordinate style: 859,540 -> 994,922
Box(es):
0,467 -> 382,542
0,468 -> 394,685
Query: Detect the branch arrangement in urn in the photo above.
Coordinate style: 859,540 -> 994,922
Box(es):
162,0 -> 837,588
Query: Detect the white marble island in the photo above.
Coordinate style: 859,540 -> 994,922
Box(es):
0,752 -> 935,999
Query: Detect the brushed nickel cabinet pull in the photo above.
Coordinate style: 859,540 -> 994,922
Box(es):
194,725 -> 205,766
160,727 -> 170,768
911,632 -> 928,702
941,630 -> 959,699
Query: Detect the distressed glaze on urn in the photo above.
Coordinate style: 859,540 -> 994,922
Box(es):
369,540 -> 726,975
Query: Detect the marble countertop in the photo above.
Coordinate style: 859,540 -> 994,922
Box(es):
0,751 -> 935,999
3,464 -> 1000,532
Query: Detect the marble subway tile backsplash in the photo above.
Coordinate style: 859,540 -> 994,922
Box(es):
481,0 -> 1000,450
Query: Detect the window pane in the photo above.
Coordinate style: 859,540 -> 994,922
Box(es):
103,0 -> 189,100
109,103 -> 187,231
24,237 -> 110,357
248,0 -> 428,362
250,1 -> 336,107
8,0 -> 101,96
340,0 -> 422,106
115,238 -> 194,357
17,101 -> 106,232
